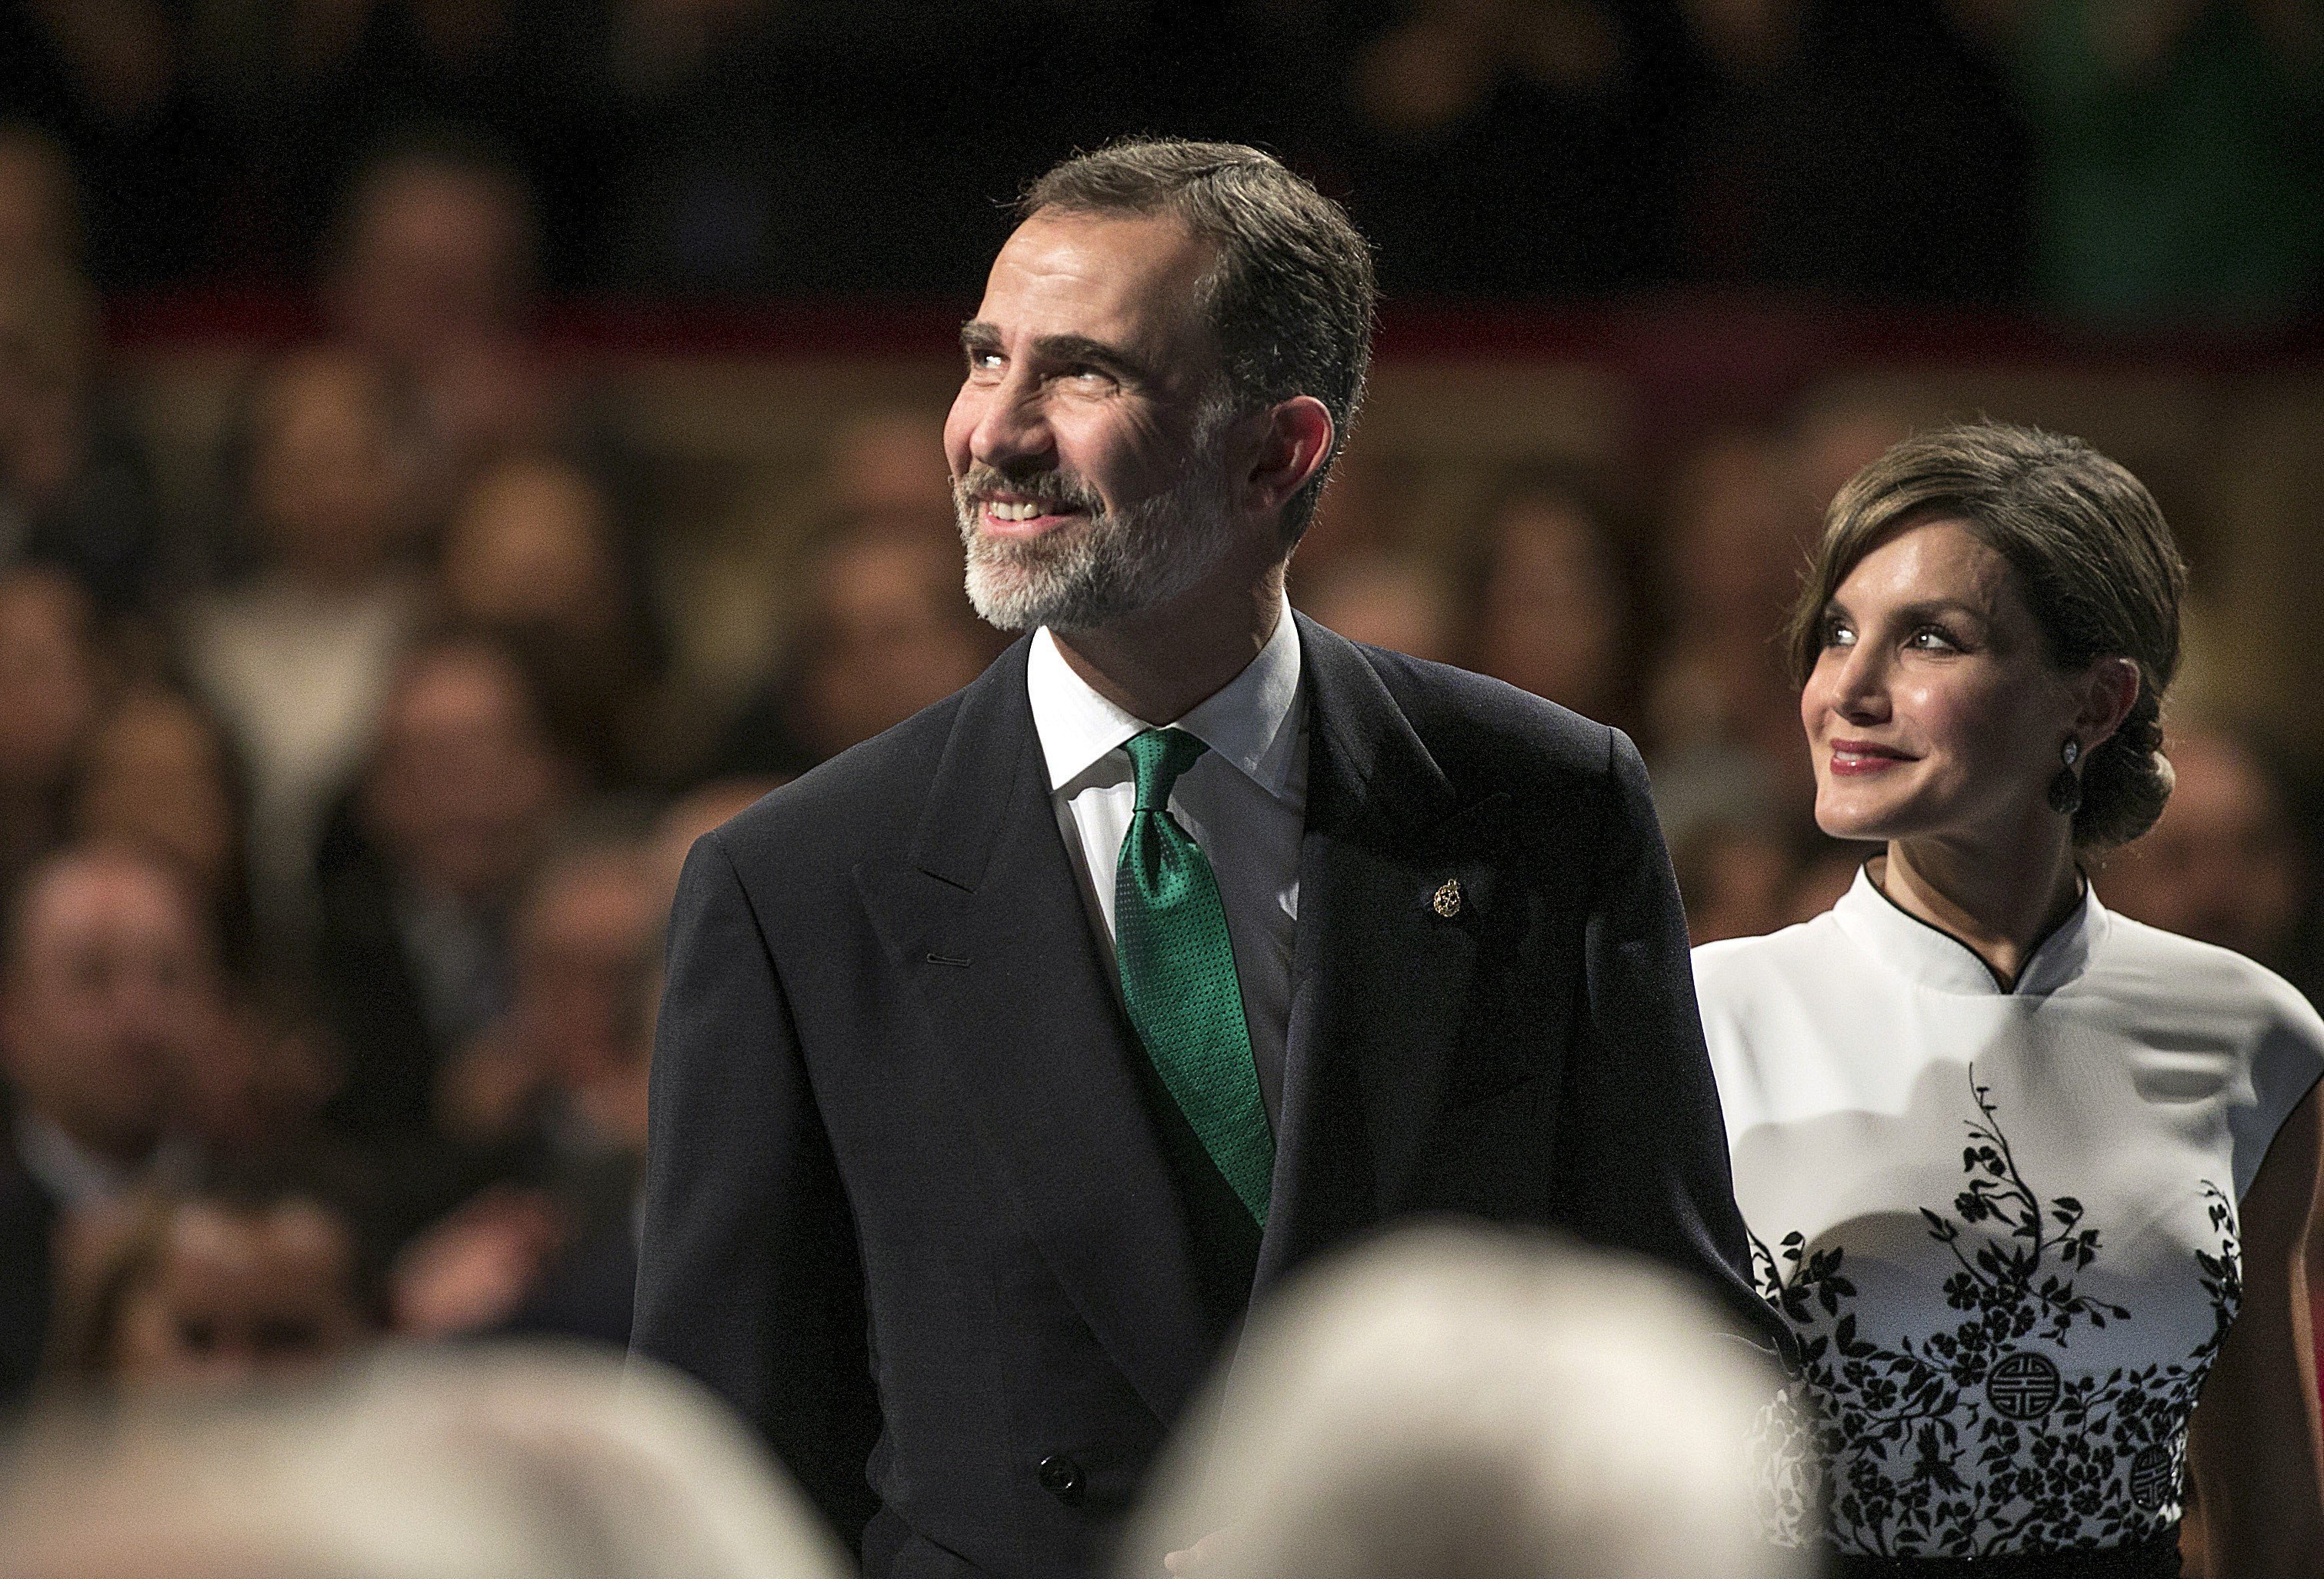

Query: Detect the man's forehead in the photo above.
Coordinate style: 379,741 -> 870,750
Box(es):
976,209 -> 1215,344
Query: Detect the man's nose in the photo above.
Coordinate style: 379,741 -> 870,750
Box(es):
966,373 -> 1055,472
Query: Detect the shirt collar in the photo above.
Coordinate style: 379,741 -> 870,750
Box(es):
1026,592 -> 1304,802
14,1111 -> 135,1207
1831,862 -> 2106,997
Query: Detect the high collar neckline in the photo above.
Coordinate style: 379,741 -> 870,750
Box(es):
1831,863 -> 2106,997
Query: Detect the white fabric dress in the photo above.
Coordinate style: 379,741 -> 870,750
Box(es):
1695,868 -> 2324,1557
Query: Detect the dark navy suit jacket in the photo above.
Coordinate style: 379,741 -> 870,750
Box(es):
632,616 -> 1779,1579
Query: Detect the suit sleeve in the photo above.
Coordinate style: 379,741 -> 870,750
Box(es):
630,831 -> 883,1544
1550,728 -> 1792,1362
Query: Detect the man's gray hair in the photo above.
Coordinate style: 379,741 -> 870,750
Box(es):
1019,138 -> 1377,547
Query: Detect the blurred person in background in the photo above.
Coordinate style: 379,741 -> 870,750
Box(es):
398,844 -> 660,1350
66,684 -> 257,974
820,405 -> 956,530
2098,721 -> 2319,999
0,1348 -> 853,1579
184,345 -> 424,948
433,833 -> 660,1161
170,985 -> 340,1168
1697,424 -> 2324,1574
312,632 -> 569,1144
1956,0 -> 2324,325
1673,814 -> 1801,948
0,565 -> 102,892
646,775 -> 786,911
0,844 -> 222,1412
1289,548 -> 1459,665
0,123 -> 82,278
324,131 -> 563,494
708,518 -> 999,777
439,451 -> 659,789
0,258 -> 162,619
1462,475 -> 1639,736
1645,427 -> 1817,839
45,1171 -> 382,1399
0,0 -> 224,285
1123,1224 -> 1797,1579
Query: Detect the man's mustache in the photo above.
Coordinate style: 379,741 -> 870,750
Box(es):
953,465 -> 1105,518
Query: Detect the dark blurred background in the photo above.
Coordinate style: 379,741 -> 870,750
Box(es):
2,0 -> 2322,1406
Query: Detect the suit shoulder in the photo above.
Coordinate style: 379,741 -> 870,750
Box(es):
704,689 -> 965,878
1355,644 -> 1615,785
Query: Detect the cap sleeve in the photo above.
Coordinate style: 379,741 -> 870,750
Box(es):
2231,973 -> 2324,1201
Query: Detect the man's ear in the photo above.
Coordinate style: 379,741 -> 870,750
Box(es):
2075,655 -> 2142,746
1239,395 -> 1334,516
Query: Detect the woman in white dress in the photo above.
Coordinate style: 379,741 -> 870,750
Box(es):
1695,422 -> 2324,1576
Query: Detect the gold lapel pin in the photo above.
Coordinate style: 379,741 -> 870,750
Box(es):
1432,878 -> 1462,918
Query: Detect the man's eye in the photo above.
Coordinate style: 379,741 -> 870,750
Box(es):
965,349 -> 1003,373
1062,364 -> 1112,385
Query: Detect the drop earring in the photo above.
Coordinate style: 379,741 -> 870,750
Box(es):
2047,738 -> 2083,816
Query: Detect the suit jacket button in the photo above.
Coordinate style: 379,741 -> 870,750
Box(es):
1036,1454 -> 1085,1503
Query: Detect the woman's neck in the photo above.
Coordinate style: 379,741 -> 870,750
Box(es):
1879,826 -> 2085,989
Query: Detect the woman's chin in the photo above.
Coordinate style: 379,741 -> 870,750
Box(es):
1812,791 -> 1901,845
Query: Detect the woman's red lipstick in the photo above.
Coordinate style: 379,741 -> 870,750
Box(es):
1828,738 -> 1912,776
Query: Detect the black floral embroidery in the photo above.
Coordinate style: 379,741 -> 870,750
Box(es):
1752,1070 -> 2241,1557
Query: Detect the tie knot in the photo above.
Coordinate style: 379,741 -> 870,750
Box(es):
1124,728 -> 1209,812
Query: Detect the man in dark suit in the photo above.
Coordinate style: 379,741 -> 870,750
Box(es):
632,139 -> 1780,1579
1,844 -> 218,1408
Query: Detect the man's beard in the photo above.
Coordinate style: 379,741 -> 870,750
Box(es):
954,424 -> 1239,634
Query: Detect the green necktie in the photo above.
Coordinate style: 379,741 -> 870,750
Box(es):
1114,728 -> 1275,1225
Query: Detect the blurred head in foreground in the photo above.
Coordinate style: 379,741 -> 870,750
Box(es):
1124,1224 -> 1799,1579
0,1348 -> 851,1579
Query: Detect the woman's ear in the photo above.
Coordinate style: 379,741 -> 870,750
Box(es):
2076,655 -> 2142,746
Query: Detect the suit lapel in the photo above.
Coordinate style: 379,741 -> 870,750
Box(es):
853,641 -> 1222,1423
1257,618 -> 1510,1289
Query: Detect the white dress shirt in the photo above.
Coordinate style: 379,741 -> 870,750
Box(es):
1025,598 -> 1307,1124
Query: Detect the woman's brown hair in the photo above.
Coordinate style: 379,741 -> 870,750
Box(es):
1785,421 -> 2187,849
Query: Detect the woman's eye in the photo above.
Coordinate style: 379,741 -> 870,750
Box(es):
1907,625 -> 1962,653
1820,618 -> 1854,648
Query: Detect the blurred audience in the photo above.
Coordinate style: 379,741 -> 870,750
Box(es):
312,634 -> 568,1142
396,842 -> 659,1348
324,133 -> 563,497
1293,548 -> 1460,665
1463,477 -> 1639,731
0,1348 -> 854,1579
184,345 -> 422,944
439,451 -> 657,787
0,123 -> 82,278
1967,0 -> 2324,325
710,520 -> 996,777
66,684 -> 255,971
0,843 -> 222,1410
1124,1224 -> 1797,1579
2099,722 -> 2319,996
48,1171 -> 380,1398
0,259 -> 160,617
0,565 -> 103,891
